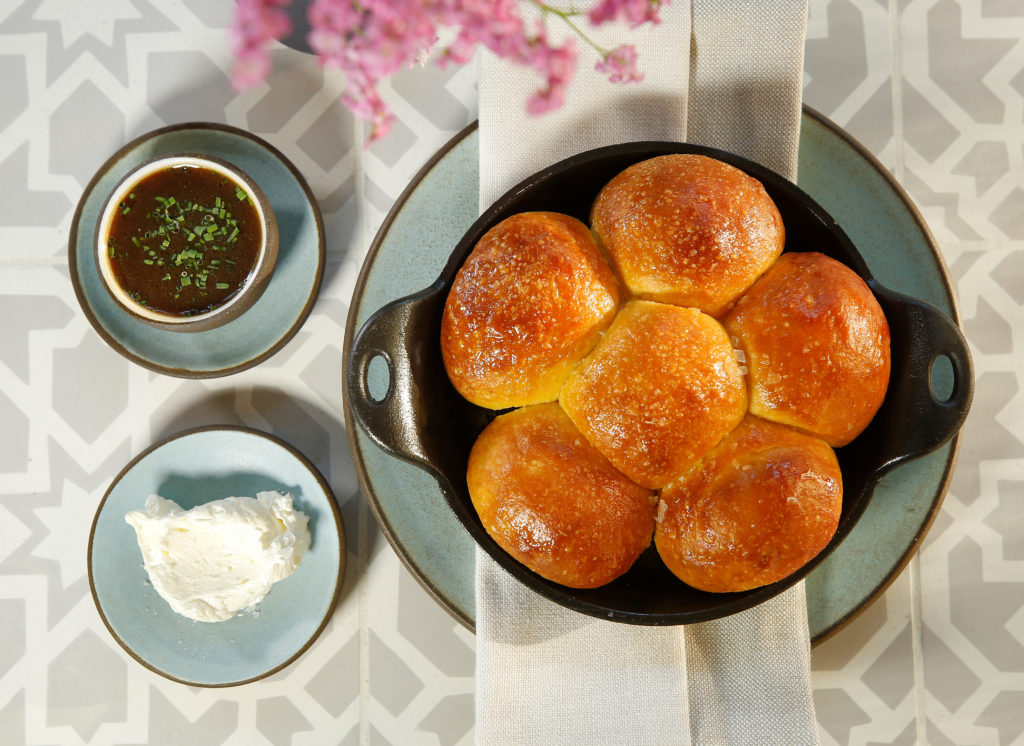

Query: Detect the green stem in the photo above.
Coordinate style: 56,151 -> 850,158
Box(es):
530,1 -> 611,57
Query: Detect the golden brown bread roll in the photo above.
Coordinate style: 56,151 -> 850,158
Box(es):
441,211 -> 620,410
590,154 -> 784,317
655,415 -> 842,593
723,251 -> 891,447
559,299 -> 747,489
467,403 -> 656,588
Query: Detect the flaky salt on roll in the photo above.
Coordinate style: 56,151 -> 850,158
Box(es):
655,415 -> 842,593
441,212 -> 620,410
590,154 -> 785,317
559,299 -> 747,489
467,403 -> 656,589
723,251 -> 891,447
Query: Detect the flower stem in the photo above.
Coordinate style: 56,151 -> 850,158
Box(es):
531,1 -> 611,57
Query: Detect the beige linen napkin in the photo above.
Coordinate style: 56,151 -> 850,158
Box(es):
475,2 -> 816,745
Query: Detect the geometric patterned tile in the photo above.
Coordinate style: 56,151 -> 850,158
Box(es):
2,0 -> 1024,743
921,622 -> 982,712
370,629 -> 426,716
918,0 -> 1017,126
0,690 -> 25,746
814,688 -> 873,745
0,54 -> 28,132
0,599 -> 26,682
947,372 -> 1024,506
49,80 -> 126,188
952,140 -> 1011,196
0,144 -> 72,228
862,624 -> 915,709
121,688 -> 239,746
255,695 -> 313,744
963,295 -> 1014,356
947,537 -> 1024,673
985,479 -> 1024,561
417,693 -> 474,746
397,568 -> 474,679
990,187 -> 1024,239
45,629 -> 126,742
976,690 -> 1024,744
305,634 -> 361,718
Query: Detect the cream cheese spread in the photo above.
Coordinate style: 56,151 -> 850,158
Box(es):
125,491 -> 311,623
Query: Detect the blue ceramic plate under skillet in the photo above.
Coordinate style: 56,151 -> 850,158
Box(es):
342,109 -> 967,641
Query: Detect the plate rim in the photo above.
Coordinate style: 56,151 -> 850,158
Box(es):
342,123 -> 478,631
87,424 -> 347,687
798,107 -> 963,644
342,107 -> 963,643
68,121 -> 326,379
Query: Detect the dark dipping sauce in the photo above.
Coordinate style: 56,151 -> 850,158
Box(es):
106,164 -> 262,316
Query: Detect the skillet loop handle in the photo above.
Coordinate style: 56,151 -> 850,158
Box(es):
347,295 -> 428,466
878,292 -> 974,471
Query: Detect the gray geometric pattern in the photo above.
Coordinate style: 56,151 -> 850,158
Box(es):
0,0 -> 1021,743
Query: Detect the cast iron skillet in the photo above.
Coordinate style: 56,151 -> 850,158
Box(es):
345,141 -> 974,626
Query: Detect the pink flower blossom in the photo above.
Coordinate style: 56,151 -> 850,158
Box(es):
526,38 -> 579,115
589,0 -> 667,28
229,0 -> 293,90
230,1 -> 658,141
596,44 -> 643,84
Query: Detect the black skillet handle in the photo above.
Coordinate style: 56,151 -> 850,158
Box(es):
346,287 -> 439,469
866,286 -> 974,474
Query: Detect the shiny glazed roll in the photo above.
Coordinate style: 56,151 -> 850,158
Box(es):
441,212 -> 620,410
655,415 -> 842,593
467,403 -> 657,589
723,251 -> 891,447
559,299 -> 747,489
590,154 -> 784,317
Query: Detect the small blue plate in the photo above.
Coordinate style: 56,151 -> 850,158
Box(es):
88,426 -> 346,687
69,123 -> 324,378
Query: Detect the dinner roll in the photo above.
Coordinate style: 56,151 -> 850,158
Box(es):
590,154 -> 784,317
723,251 -> 891,447
441,211 -> 620,410
559,299 -> 746,489
467,403 -> 656,588
655,415 -> 842,593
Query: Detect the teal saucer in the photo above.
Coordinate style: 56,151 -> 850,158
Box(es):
70,123 -> 324,378
88,426 -> 346,686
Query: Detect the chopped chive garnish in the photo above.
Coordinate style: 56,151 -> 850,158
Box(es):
108,168 -> 258,314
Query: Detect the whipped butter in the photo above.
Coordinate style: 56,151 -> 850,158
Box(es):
125,491 -> 311,623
